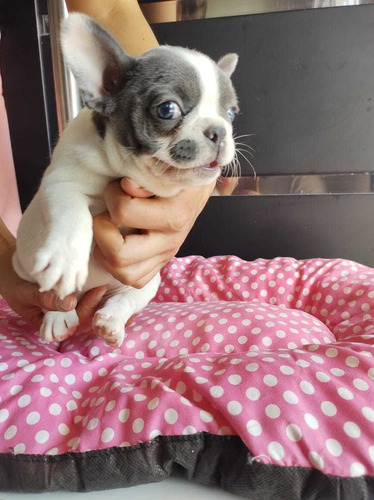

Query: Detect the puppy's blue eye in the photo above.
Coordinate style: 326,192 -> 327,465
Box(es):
227,107 -> 237,121
156,101 -> 182,120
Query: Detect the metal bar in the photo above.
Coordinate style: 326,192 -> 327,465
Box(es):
47,0 -> 81,133
222,172 -> 374,196
34,0 -> 53,156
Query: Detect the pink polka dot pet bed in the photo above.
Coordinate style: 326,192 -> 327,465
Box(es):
0,256 -> 374,498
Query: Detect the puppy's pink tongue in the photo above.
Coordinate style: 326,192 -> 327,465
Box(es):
209,161 -> 218,168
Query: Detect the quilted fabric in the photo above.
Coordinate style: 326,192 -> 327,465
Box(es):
0,256 -> 373,480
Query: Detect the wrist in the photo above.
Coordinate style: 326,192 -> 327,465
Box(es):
0,235 -> 15,255
0,219 -> 16,258
0,243 -> 16,298
0,220 -> 17,295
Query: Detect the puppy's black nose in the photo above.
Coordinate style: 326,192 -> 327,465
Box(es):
204,126 -> 226,144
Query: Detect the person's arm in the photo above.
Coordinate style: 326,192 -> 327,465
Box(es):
65,0 -> 158,56
0,217 -> 15,256
0,218 -> 107,330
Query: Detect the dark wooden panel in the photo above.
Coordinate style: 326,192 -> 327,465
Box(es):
179,194 -> 374,266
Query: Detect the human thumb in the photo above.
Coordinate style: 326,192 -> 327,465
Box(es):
39,290 -> 77,311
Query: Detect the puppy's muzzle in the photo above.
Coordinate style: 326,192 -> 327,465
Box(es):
171,126 -> 227,164
170,139 -> 198,162
204,126 -> 226,145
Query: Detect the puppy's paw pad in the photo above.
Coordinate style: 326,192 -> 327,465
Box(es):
93,313 -> 125,347
40,310 -> 79,343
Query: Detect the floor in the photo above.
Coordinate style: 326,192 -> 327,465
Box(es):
3,476 -> 240,499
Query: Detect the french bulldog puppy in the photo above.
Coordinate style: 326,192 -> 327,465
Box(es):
12,13 -> 239,347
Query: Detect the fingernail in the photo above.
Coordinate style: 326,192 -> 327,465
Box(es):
57,297 -> 75,311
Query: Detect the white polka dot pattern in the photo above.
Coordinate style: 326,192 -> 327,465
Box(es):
0,256 -> 373,479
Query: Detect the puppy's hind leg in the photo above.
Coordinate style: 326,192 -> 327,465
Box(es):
40,309 -> 80,343
93,273 -> 161,347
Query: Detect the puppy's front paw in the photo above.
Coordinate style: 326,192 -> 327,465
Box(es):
32,233 -> 91,298
93,311 -> 126,347
40,310 -> 79,343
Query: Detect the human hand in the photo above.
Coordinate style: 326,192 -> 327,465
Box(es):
92,178 -> 215,288
216,176 -> 239,195
0,245 -> 108,332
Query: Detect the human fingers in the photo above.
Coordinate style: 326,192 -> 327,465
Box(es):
0,249 -> 77,330
93,244 -> 167,288
76,285 -> 108,332
23,287 -> 92,332
77,285 -> 139,333
114,231 -> 179,266
22,306 -> 44,332
93,217 -> 177,268
120,178 -> 153,198
93,211 -> 128,266
39,290 -> 77,312
0,276 -> 41,330
216,176 -> 238,195
103,181 -> 215,231
14,283 -> 74,330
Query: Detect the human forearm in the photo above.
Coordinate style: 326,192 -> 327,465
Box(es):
65,0 -> 158,55
0,217 -> 16,258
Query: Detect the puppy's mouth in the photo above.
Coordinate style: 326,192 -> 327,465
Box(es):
199,160 -> 221,171
151,158 -> 222,177
167,163 -> 222,181
195,161 -> 221,172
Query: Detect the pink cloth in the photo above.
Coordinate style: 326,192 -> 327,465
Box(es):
0,255 -> 373,478
0,71 -> 21,235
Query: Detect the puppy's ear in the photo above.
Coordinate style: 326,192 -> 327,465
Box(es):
217,53 -> 238,78
61,13 -> 135,115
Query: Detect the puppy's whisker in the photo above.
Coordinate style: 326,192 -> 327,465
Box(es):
235,154 -> 242,177
236,149 -> 256,178
236,145 -> 256,157
233,133 -> 256,140
234,140 -> 256,154
235,145 -> 255,159
233,133 -> 256,149
223,149 -> 241,178
154,157 -> 170,176
232,152 -> 241,177
115,149 -> 135,176
235,141 -> 256,151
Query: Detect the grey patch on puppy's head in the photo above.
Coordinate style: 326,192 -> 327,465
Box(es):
92,112 -> 107,139
109,48 -> 201,155
62,15 -> 203,156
